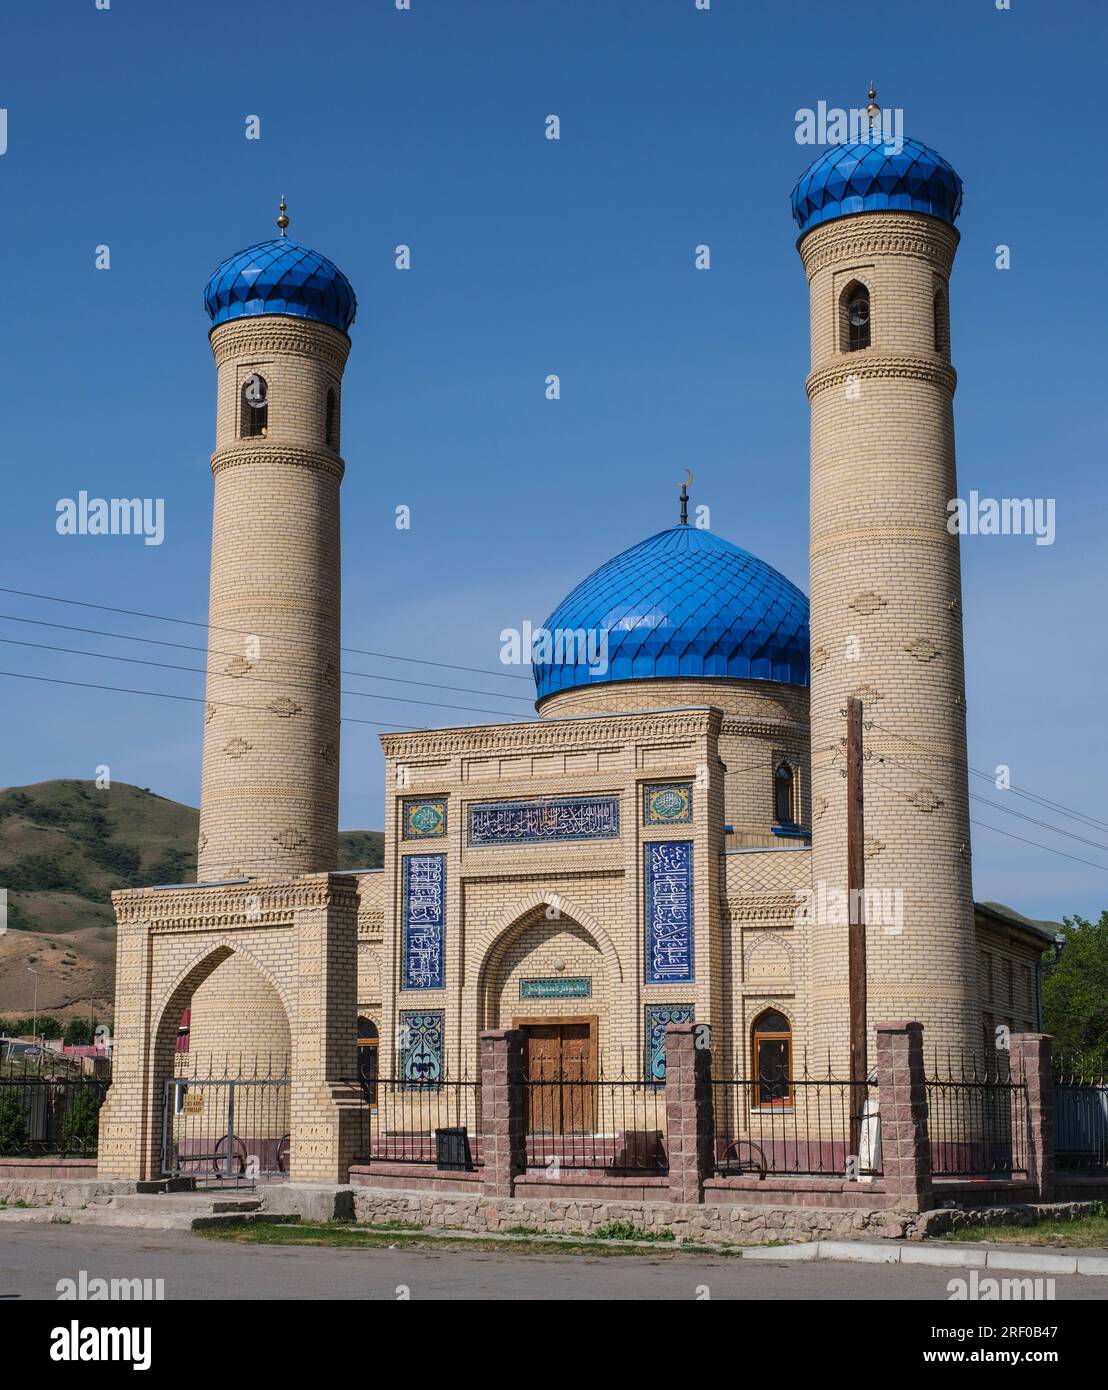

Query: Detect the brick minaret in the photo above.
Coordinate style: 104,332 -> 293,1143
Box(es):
197,208 -> 354,882
793,101 -> 977,1065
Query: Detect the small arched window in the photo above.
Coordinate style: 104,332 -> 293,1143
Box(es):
356,1017 -> 379,1103
752,1009 -> 792,1108
240,373 -> 268,438
933,288 -> 949,355
774,762 -> 796,825
325,388 -> 337,448
845,286 -> 871,351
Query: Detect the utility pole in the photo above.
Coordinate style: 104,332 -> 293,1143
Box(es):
846,697 -> 867,1155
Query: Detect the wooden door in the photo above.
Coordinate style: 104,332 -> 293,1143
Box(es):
518,1020 -> 596,1134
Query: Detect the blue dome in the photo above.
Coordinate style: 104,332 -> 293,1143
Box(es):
534,526 -> 810,703
791,135 -> 962,235
204,237 -> 356,333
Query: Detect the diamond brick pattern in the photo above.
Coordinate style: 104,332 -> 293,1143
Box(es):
204,238 -> 357,332
790,135 -> 962,234
533,525 -> 809,701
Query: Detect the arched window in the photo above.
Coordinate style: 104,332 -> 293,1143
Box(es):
752,1009 -> 792,1108
840,282 -> 871,352
933,288 -> 949,355
240,373 -> 268,438
774,761 -> 796,825
325,388 -> 337,448
356,1017 -> 379,1103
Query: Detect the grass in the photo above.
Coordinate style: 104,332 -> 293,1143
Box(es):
941,1213 -> 1108,1249
197,1220 -> 745,1258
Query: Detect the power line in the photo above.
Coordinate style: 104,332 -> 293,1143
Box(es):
0,612 -> 535,703
0,585 -> 533,682
970,816 -> 1108,876
0,636 -> 530,722
0,669 -> 425,731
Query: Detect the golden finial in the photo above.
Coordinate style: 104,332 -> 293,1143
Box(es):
866,83 -> 880,128
276,197 -> 290,236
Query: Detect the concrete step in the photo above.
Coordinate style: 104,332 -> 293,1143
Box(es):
103,1193 -> 263,1215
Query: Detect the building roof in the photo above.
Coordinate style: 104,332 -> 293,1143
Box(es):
204,237 -> 357,333
533,525 -> 810,703
791,134 -> 963,235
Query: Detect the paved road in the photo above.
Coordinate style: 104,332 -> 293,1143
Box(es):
1,1225 -> 1103,1300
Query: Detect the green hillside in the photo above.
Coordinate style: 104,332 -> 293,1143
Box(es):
0,780 -> 382,1018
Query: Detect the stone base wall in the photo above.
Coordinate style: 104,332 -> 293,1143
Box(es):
347,1186 -> 914,1244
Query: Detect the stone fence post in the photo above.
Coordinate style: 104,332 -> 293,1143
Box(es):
1010,1033 -> 1055,1202
664,1023 -> 715,1204
479,1028 -> 526,1197
875,1021 -> 933,1212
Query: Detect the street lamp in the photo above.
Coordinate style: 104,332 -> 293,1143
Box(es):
26,965 -> 38,1052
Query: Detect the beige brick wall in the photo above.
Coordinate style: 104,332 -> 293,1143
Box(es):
800,211 -> 977,1065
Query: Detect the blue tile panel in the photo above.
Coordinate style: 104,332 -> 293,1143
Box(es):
401,854 -> 445,990
204,237 -> 357,332
468,795 -> 620,846
791,135 -> 962,235
399,1010 -> 444,1085
644,783 -> 693,825
645,1004 -> 695,1083
645,841 -> 694,984
534,526 -> 809,702
403,799 -> 447,839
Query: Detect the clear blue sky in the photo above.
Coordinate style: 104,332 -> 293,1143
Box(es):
1,0 -> 1105,923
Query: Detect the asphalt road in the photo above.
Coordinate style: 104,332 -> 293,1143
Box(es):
1,1224 -> 1104,1301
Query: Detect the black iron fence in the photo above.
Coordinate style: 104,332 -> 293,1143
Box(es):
0,1052 -> 110,1158
926,1057 -> 1026,1178
350,1075 -> 482,1167
712,1061 -> 881,1178
161,1057 -> 290,1183
523,1060 -> 667,1174
1054,1058 -> 1108,1173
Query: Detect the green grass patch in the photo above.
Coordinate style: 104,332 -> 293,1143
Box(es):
196,1220 -> 740,1258
590,1221 -> 675,1242
941,1213 -> 1108,1249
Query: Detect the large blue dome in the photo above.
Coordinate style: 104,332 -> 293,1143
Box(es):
204,237 -> 357,333
534,526 -> 810,703
791,135 -> 962,235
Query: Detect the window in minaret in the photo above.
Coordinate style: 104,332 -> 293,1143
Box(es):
773,761 -> 796,825
844,286 -> 870,352
240,373 -> 268,438
933,287 -> 950,355
325,387 -> 338,448
752,1009 -> 792,1108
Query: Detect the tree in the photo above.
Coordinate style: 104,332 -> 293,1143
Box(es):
63,1019 -> 96,1047
0,1090 -> 30,1154
60,1087 -> 104,1155
1042,910 -> 1108,1071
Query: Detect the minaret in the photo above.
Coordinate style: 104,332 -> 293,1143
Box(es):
792,93 -> 978,1063
197,202 -> 356,881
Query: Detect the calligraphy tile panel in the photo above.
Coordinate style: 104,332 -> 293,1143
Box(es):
468,795 -> 620,846
644,1003 -> 695,1083
403,799 -> 447,839
643,783 -> 693,825
644,840 -> 694,983
401,853 -> 445,990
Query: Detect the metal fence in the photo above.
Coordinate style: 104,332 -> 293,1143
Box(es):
523,1061 -> 667,1174
0,1071 -> 109,1157
351,1075 -> 482,1167
926,1057 -> 1026,1178
161,1059 -> 290,1183
1054,1059 -> 1108,1173
712,1061 -> 881,1178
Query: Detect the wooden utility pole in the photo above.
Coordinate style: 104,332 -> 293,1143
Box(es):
846,698 -> 867,1153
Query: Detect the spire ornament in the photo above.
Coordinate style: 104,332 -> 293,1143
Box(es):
679,468 -> 694,526
276,197 -> 290,236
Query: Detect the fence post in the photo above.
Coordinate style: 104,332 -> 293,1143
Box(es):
1010,1033 -> 1055,1203
875,1021 -> 933,1212
664,1023 -> 714,1205
479,1028 -> 526,1198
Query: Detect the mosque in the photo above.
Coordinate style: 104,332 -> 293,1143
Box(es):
97,100 -> 1053,1182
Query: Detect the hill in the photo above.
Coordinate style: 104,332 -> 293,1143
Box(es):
0,780 -> 382,1020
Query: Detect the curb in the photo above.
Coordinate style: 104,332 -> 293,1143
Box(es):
744,1239 -> 1108,1276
